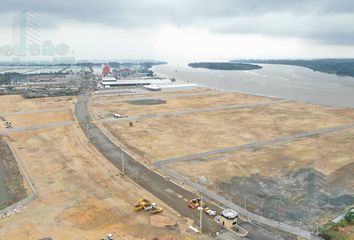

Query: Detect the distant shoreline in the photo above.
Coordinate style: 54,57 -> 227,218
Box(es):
188,62 -> 262,71
230,59 -> 354,77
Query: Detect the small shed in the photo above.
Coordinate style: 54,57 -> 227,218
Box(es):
220,209 -> 238,228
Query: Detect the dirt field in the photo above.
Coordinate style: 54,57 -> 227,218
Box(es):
3,111 -> 73,128
0,95 -> 75,131
0,96 -> 202,240
102,100 -> 354,162
0,95 -> 75,113
167,129 -> 354,230
169,128 -> 354,185
96,89 -> 354,232
93,89 -> 272,118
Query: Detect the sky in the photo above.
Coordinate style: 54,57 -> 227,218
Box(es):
1,0 -> 354,62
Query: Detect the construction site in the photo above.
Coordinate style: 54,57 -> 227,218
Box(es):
0,95 -> 203,240
91,87 -> 354,236
0,86 -> 353,239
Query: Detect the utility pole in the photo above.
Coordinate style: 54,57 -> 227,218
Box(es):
199,193 -> 203,233
244,196 -> 247,220
316,225 -> 319,236
121,147 -> 125,175
86,124 -> 89,140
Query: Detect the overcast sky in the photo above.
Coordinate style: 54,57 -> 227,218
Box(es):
1,0 -> 354,62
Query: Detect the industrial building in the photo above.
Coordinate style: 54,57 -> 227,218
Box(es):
98,77 -> 171,88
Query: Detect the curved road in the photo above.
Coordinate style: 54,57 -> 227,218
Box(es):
75,94 -> 275,240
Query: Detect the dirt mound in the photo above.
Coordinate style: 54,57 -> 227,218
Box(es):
330,162 -> 354,195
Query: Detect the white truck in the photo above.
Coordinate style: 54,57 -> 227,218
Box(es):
101,233 -> 114,240
113,113 -> 127,118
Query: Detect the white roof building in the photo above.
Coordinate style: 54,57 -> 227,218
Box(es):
221,209 -> 238,220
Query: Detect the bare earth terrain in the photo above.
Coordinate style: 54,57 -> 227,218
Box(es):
0,95 -> 75,113
169,129 -> 354,228
95,88 -> 354,232
0,95 -> 200,240
102,99 -> 354,162
93,88 -> 272,119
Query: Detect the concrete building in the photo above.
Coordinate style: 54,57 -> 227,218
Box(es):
219,209 -> 238,228
13,10 -> 40,56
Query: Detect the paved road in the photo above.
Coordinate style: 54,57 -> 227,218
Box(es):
75,95 -> 276,239
101,99 -> 290,123
155,122 -> 354,167
0,107 -> 70,117
95,91 -> 222,104
76,95 -> 222,235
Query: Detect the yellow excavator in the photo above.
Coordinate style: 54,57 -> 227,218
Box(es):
134,199 -> 163,214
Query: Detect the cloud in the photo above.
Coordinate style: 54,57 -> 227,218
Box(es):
1,0 -> 354,45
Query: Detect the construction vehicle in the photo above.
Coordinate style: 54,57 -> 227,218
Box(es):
134,199 -> 163,214
150,206 -> 163,214
188,198 -> 202,209
134,199 -> 150,211
203,207 -> 216,216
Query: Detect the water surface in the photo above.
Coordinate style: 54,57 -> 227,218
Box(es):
152,63 -> 354,108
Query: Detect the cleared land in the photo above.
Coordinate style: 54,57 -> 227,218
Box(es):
96,89 -> 354,232
102,100 -> 354,162
0,95 -> 75,113
169,128 -> 354,181
169,129 -> 354,228
4,111 -> 72,128
93,88 -> 272,119
0,96 -> 200,240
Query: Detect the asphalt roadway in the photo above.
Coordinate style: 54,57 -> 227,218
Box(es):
75,94 -> 276,240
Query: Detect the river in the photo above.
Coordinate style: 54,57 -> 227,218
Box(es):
152,63 -> 354,108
